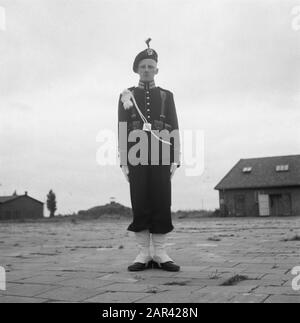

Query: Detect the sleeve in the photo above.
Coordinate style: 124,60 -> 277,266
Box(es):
118,94 -> 128,167
168,92 -> 181,168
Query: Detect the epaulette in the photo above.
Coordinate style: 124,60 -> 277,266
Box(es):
119,86 -> 136,97
157,86 -> 173,96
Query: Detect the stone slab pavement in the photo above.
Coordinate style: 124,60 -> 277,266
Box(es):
0,216 -> 299,303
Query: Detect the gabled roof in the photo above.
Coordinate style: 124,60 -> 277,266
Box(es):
215,154 -> 300,190
0,194 -> 43,205
0,195 -> 19,203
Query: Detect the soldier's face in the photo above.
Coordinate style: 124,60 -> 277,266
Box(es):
137,59 -> 158,82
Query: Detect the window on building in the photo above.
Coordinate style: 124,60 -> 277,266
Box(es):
242,167 -> 252,173
275,164 -> 289,172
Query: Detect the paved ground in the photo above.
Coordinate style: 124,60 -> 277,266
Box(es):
0,216 -> 300,303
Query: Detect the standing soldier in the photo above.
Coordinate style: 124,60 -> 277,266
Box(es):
118,39 -> 181,272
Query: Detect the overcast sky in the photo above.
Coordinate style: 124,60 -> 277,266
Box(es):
0,0 -> 299,215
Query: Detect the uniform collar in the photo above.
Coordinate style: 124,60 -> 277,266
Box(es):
138,80 -> 156,90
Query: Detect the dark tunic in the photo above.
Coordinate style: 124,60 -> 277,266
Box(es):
118,81 -> 181,234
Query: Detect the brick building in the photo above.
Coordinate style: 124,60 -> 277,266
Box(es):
0,192 -> 44,220
215,155 -> 300,217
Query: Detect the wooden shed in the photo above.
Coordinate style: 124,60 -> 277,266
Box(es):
0,192 -> 44,220
214,155 -> 300,217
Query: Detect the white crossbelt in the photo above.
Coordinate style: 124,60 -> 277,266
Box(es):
130,92 -> 171,146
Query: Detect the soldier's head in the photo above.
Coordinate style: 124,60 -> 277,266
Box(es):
137,58 -> 159,82
133,38 -> 158,82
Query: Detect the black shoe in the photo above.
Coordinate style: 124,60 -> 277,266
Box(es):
151,260 -> 180,272
127,261 -> 152,271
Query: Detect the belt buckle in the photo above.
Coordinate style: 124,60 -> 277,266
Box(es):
143,123 -> 152,132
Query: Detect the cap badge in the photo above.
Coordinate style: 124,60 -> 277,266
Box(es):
147,48 -> 153,55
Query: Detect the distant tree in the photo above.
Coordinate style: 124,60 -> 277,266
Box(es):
47,190 -> 57,218
12,190 -> 17,196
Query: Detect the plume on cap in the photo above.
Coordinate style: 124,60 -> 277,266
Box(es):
145,38 -> 152,48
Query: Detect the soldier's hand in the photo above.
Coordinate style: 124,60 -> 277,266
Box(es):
121,165 -> 130,183
170,163 -> 178,180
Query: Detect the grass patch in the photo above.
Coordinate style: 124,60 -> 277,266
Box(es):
30,252 -> 59,256
164,281 -> 190,286
221,274 -> 249,286
14,254 -> 27,258
146,287 -> 160,294
207,236 -> 221,242
281,234 -> 300,242
209,270 -> 221,280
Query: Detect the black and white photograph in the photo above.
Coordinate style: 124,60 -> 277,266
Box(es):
0,0 -> 300,306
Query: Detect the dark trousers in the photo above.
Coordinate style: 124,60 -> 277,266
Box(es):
127,164 -> 174,234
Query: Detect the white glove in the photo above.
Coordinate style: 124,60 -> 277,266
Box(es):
121,165 -> 130,183
170,163 -> 178,180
